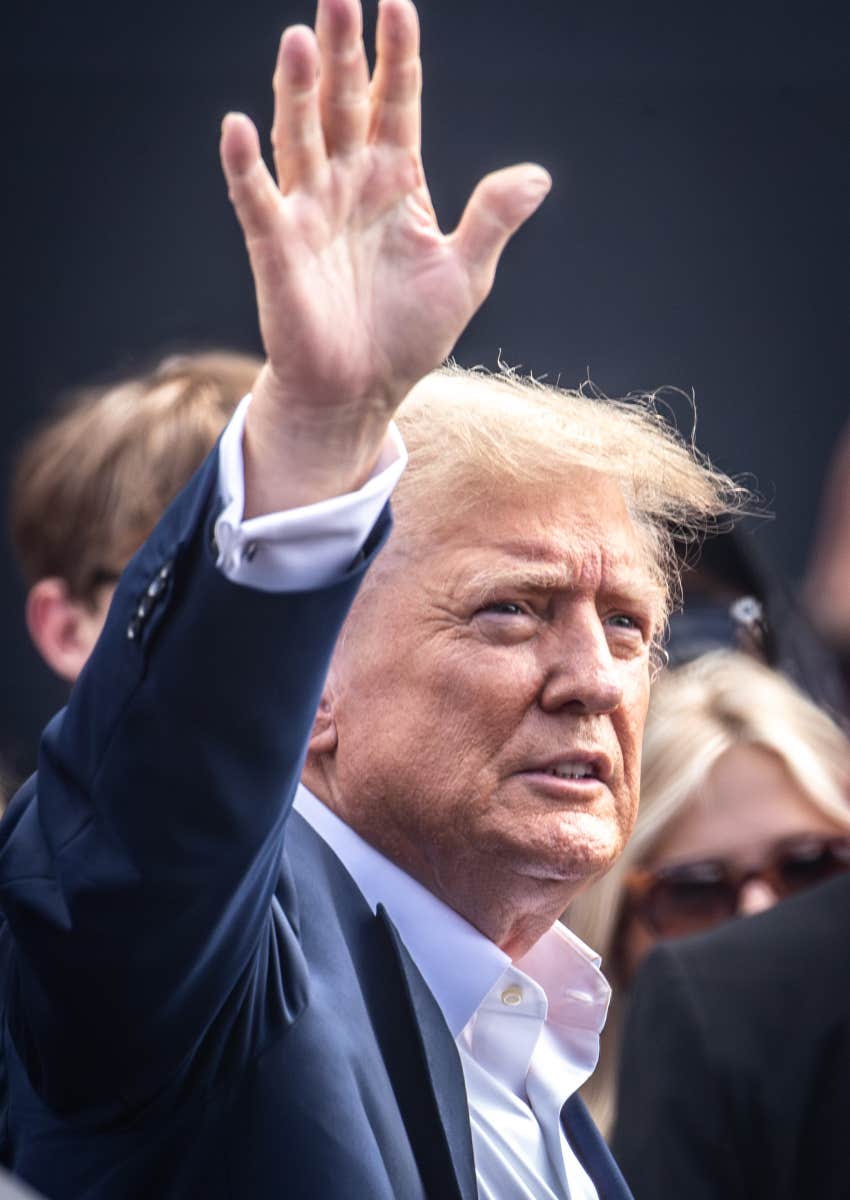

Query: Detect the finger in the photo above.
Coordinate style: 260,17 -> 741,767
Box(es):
368,0 -> 422,152
317,0 -> 370,154
271,25 -> 326,192
452,165 -> 552,300
220,112 -> 282,242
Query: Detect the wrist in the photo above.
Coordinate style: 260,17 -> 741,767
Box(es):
242,364 -> 395,516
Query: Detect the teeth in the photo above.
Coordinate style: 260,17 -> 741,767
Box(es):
549,763 -> 595,779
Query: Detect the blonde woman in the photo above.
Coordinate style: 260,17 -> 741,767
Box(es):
567,649 -> 850,1139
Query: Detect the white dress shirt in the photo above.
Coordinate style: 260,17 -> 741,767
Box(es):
215,397 -> 611,1199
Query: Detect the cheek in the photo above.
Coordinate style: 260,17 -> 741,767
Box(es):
620,670 -> 651,773
410,647 -> 539,735
611,680 -> 650,844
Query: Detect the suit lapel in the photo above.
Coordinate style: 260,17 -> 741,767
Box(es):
562,1094 -> 634,1200
376,906 -> 478,1200
286,815 -> 473,1198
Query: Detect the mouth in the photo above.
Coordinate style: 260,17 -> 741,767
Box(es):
515,753 -> 613,794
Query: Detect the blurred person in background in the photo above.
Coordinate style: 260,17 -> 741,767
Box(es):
669,526 -> 847,720
613,856 -> 850,1200
804,415 -> 850,701
9,350 -> 261,684
567,650 -> 850,1140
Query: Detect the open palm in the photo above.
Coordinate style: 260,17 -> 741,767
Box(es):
221,0 -> 550,424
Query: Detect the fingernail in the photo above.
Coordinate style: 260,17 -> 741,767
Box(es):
528,168 -> 552,194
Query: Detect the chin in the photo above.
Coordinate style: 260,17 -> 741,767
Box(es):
544,822 -> 624,882
501,834 -> 620,886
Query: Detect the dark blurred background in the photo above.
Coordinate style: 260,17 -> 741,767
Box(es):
2,0 -> 848,778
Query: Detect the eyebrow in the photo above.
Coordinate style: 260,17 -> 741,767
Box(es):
463,561 -> 578,598
458,545 -> 667,624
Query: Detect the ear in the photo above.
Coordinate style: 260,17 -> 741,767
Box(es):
25,578 -> 107,683
307,688 -> 339,760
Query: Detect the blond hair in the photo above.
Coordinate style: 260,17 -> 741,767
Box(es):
10,350 -> 261,605
385,365 -> 745,625
567,650 -> 850,1137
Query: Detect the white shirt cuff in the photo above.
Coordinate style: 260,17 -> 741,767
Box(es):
214,394 -> 406,592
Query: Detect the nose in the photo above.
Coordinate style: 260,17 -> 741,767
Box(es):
538,610 -> 624,715
737,877 -> 779,916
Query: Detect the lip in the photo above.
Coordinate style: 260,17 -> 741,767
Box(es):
515,751 -> 614,788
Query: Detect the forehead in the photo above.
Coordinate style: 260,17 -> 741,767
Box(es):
414,467 -> 665,614
651,744 -> 839,865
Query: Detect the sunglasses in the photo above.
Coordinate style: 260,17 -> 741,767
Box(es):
625,834 -> 850,938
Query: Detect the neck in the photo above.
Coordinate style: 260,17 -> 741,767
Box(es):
301,770 -> 569,961
424,865 -> 568,960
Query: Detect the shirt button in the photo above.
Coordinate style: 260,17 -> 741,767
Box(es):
501,985 -> 523,1007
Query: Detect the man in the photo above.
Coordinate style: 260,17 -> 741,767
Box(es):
612,871 -> 850,1200
10,350 -> 261,682
0,1 -> 736,1196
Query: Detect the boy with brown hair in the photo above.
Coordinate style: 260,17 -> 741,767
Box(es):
10,350 -> 261,682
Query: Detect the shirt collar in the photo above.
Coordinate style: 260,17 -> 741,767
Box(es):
515,922 -> 610,1036
294,785 -> 609,1036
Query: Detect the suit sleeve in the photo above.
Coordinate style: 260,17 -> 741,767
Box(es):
0,449 -> 391,1113
611,944 -> 748,1200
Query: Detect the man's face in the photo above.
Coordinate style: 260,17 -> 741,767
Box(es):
318,466 -> 664,940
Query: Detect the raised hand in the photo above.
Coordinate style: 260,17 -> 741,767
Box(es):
221,0 -> 550,512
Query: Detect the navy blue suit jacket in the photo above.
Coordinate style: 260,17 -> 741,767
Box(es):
0,453 -> 631,1199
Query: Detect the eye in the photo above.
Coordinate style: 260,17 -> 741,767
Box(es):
472,599 -> 539,642
480,601 -> 527,617
607,613 -> 640,630
605,611 -> 653,651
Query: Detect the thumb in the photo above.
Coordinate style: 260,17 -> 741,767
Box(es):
451,164 -> 552,300
220,112 -> 282,242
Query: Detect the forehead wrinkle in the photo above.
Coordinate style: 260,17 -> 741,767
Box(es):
456,538 -> 661,608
